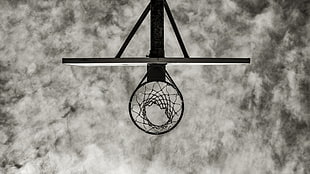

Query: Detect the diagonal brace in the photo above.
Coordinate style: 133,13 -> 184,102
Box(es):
115,3 -> 151,58
164,0 -> 189,58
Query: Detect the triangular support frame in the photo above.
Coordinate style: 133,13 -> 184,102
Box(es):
62,0 -> 250,66
115,0 -> 189,59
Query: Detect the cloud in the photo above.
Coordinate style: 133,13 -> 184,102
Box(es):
0,0 -> 309,173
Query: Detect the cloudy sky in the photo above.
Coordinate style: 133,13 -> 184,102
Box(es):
0,0 -> 309,173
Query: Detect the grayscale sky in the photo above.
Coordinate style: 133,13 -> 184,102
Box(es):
0,0 -> 309,173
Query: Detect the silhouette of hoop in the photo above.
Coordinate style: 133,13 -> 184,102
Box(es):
129,69 -> 184,135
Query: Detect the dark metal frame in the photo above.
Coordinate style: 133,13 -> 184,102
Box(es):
62,0 -> 251,66
62,0 -> 251,135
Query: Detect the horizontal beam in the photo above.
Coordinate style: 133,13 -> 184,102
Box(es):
62,57 -> 250,66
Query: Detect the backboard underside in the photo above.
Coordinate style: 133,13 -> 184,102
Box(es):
62,57 -> 251,66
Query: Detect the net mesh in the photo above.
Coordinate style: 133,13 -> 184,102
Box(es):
130,81 -> 183,134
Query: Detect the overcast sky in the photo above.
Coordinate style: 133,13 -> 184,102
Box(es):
0,0 -> 309,173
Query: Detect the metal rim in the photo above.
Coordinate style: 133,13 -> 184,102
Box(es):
129,80 -> 184,135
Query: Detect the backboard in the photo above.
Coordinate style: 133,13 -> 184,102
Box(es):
62,57 -> 250,66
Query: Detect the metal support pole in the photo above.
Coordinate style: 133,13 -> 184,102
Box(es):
116,3 -> 150,58
148,0 -> 166,82
164,0 -> 189,58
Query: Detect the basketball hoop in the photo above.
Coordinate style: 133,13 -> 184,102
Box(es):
62,0 -> 250,135
129,66 -> 184,134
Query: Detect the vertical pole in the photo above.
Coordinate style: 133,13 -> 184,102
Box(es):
148,0 -> 166,82
150,0 -> 164,57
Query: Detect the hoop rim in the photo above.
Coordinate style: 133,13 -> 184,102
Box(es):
128,80 -> 184,135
